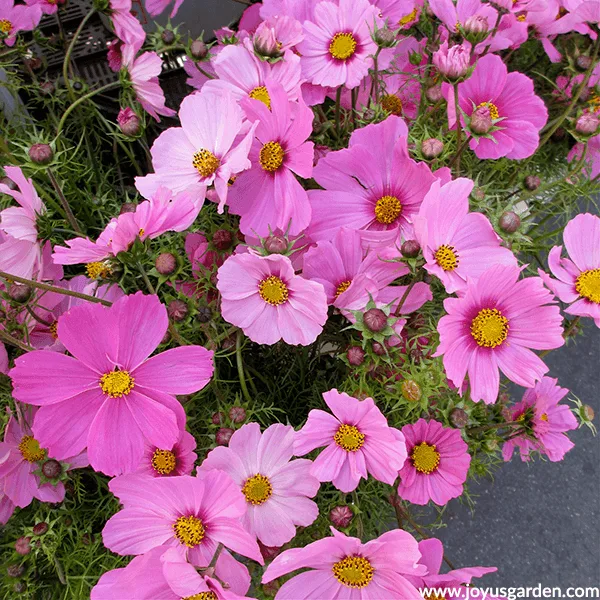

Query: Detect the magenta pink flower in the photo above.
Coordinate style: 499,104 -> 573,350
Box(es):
308,116 -> 436,243
294,389 -> 408,493
9,292 -> 214,476
374,0 -> 421,29
0,0 -> 41,46
201,423 -> 319,547
227,81 -> 314,237
413,178 -> 518,294
568,133 -> 600,179
262,527 -> 426,599
134,429 -> 197,478
397,418 -> 471,506
429,0 -> 498,34
102,471 -> 263,576
444,54 -> 548,159
502,377 -> 579,463
136,90 -> 255,209
254,15 -> 304,57
107,39 -> 123,71
297,0 -> 380,89
435,265 -> 564,404
539,213 -> 600,327
144,0 -> 184,18
433,40 -> 472,80
0,408 -> 88,508
0,342 -> 7,375
0,486 -> 15,525
109,0 -> 146,46
217,252 -> 328,346
24,0 -> 59,16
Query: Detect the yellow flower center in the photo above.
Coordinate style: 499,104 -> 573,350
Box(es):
151,449 -> 177,475
258,275 -> 289,305
381,94 -> 403,116
470,308 -> 509,348
49,321 -> 59,340
424,593 -> 447,600
173,515 -> 205,548
249,85 -> 271,109
242,474 -> 273,505
18,436 -> 47,463
334,424 -> 365,452
411,442 -> 440,474
86,262 -> 112,280
329,32 -> 357,60
516,13 -> 527,21
100,370 -> 135,398
540,413 -> 549,421
374,195 -> 401,224
476,101 -> 500,120
332,556 -> 374,588
182,594 -> 218,600
589,94 -> 600,114
575,268 -> 600,303
0,20 -> 12,34
259,141 -> 285,172
192,149 -> 220,178
398,8 -> 418,27
434,244 -> 459,271
336,280 -> 352,297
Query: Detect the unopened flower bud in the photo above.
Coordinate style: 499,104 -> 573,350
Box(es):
329,505 -> 354,528
258,541 -> 281,561
191,40 -> 208,60
216,427 -> 234,446
9,283 -> 32,303
13,581 -> 26,593
426,84 -> 443,102
15,537 -> 31,556
524,175 -> 541,190
264,235 -> 288,254
221,335 -> 236,351
41,459 -> 62,479
40,80 -> 55,96
167,299 -> 188,322
576,55 -> 592,71
372,341 -> 386,356
33,522 -> 49,536
161,29 -> 175,45
401,240 -> 420,258
197,305 -> 212,323
421,138 -> 444,159
29,143 -> 53,165
409,50 -> 422,66
229,406 -> 247,423
72,81 -> 84,92
473,187 -> 485,201
450,408 -> 469,428
582,404 -> 595,421
347,346 -> 366,366
499,211 -> 520,233
213,229 -> 233,250
551,127 -> 566,141
470,105 -> 493,134
576,112 -> 599,135
401,379 -> 421,402
462,15 -> 490,43
120,202 -> 136,214
375,27 -> 396,48
117,107 -> 141,137
0,176 -> 17,190
363,308 -> 388,332
432,41 -> 471,81
7,564 -> 25,578
155,253 -> 177,275
81,533 -> 94,545
212,411 -> 226,425
253,22 -> 281,58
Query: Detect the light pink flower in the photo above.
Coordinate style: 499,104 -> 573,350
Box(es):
24,0 -> 60,16
260,0 -> 321,22
374,0 -> 421,28
568,133 -> 600,179
136,90 -> 255,209
133,429 -> 197,478
429,0 -> 498,34
502,377 -> 578,462
443,54 -> 548,159
201,423 -> 320,547
539,213 -> 600,327
227,81 -> 314,237
0,0 -> 41,46
217,252 -> 328,346
397,418 -> 471,506
297,0 -> 380,89
433,40 -> 472,80
413,178 -> 518,294
144,0 -> 184,18
262,527 -> 426,599
294,389 -> 408,493
109,0 -> 146,46
0,485 -> 15,525
9,292 -> 214,476
0,342 -> 7,374
435,265 -> 564,404
254,15 -> 304,57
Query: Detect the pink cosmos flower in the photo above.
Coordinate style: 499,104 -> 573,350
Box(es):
0,485 -> 15,525
144,0 -> 184,18
0,342 -> 7,374
9,292 -> 214,476
435,265 -> 565,404
134,429 -> 197,478
217,252 -> 328,346
294,389 -> 408,493
413,178 -> 518,294
227,81 -> 314,237
122,43 -> 175,122
136,90 -> 255,209
24,0 -> 61,16
92,546 -> 250,599
260,0 -> 321,22
429,0 -> 498,35
502,376 -> 578,463
374,0 -> 421,29
443,54 -> 548,159
254,15 -> 304,57
433,41 -> 472,80
0,0 -> 41,46
397,418 -> 471,506
201,423 -> 320,547
109,0 -> 146,46
539,213 -> 600,327
107,39 -> 123,71
0,408 -> 88,508
102,471 -> 263,585
308,116 -> 436,243
568,133 -> 600,179
262,527 -> 426,599
239,3 -> 263,33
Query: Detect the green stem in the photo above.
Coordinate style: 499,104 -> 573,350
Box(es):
467,420 -> 526,435
63,8 -> 96,99
0,329 -> 34,353
47,168 -> 82,233
452,82 -> 462,176
236,331 -> 253,404
335,86 -> 343,141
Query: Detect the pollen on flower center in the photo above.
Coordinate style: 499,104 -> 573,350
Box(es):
151,449 -> 177,475
411,442 -> 440,474
374,195 -> 402,224
173,515 -> 205,548
540,413 -> 549,421
0,20 -> 12,34
182,593 -> 218,600
434,245 -> 459,271
589,94 -> 600,114
381,94 -> 403,116
192,149 -> 220,178
334,424 -> 365,452
476,101 -> 500,120
49,321 -> 59,340
258,275 -> 289,305
18,435 -> 47,463
575,268 -> 600,303
329,32 -> 357,60
242,474 -> 273,505
332,556 -> 374,588
249,85 -> 271,109
259,141 -> 285,172
398,8 -> 418,26
336,280 -> 352,297
100,370 -> 135,398
86,261 -> 112,280
424,593 -> 447,600
471,308 -> 509,348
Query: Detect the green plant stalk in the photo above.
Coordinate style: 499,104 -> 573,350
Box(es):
236,330 -> 253,404
452,82 -> 462,176
63,8 -> 97,100
48,168 -> 82,233
0,328 -> 34,352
